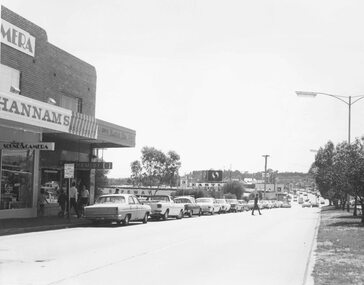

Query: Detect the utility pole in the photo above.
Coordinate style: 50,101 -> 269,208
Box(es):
263,155 -> 269,199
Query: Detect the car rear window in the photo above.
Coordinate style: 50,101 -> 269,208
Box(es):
96,196 -> 126,204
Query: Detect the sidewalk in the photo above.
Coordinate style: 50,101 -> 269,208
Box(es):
0,215 -> 91,236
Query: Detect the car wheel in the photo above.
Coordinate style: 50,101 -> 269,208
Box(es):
199,209 -> 202,216
211,209 -> 214,215
177,210 -> 183,219
142,213 -> 148,224
162,210 -> 169,221
123,214 -> 130,226
189,210 -> 193,217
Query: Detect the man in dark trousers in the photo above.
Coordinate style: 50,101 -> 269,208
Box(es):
252,194 -> 262,215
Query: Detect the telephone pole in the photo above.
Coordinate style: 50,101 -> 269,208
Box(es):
262,155 -> 270,199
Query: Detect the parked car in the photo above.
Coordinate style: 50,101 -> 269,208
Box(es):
215,199 -> 230,213
311,201 -> 319,207
226,199 -> 241,212
196,197 -> 220,215
174,196 -> 202,217
143,195 -> 185,220
260,200 -> 269,209
247,200 -> 255,210
84,194 -> 151,225
238,200 -> 249,211
302,200 -> 312,208
282,201 -> 292,208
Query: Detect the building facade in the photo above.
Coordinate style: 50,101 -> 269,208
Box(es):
0,6 -> 135,219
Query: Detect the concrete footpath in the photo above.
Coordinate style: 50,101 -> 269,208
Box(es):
0,215 -> 91,236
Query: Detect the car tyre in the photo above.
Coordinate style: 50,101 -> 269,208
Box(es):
177,210 -> 183,219
189,210 -> 193,217
198,209 -> 202,216
162,210 -> 169,221
142,213 -> 148,224
123,214 -> 130,226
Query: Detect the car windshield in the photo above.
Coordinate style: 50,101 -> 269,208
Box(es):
147,196 -> 170,202
196,198 -> 212,203
175,198 -> 190,204
96,196 -> 126,204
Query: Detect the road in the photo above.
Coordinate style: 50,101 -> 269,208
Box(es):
0,204 -> 320,285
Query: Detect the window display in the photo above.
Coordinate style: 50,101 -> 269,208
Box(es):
0,149 -> 34,209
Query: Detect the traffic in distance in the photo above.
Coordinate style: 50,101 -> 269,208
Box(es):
83,191 -> 323,225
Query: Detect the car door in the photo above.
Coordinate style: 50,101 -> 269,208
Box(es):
132,196 -> 143,219
128,196 -> 137,220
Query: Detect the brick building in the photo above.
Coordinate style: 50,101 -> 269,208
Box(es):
0,6 -> 135,219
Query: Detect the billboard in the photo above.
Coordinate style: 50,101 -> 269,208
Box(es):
206,170 -> 223,182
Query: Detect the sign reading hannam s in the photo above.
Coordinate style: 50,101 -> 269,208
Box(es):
0,91 -> 72,132
1,19 -> 36,57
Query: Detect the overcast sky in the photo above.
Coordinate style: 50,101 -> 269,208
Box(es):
3,0 -> 364,178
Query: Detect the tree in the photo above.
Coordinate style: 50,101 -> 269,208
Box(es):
163,150 -> 181,186
141,146 -> 166,186
131,146 -> 182,187
310,141 -> 337,205
130,160 -> 142,186
222,181 -> 244,199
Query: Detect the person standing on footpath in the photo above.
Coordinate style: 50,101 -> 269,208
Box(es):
57,189 -> 67,217
69,181 -> 80,218
80,185 -> 90,217
252,194 -> 262,215
38,189 -> 49,216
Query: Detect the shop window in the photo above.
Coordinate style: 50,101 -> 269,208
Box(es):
0,64 -> 20,94
0,150 -> 34,210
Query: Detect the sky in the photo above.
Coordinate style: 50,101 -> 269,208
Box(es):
2,0 -> 364,178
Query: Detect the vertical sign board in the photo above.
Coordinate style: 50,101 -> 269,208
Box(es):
64,164 -> 74,219
64,163 -> 74,178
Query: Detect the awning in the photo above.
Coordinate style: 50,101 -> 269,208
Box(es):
91,119 -> 135,148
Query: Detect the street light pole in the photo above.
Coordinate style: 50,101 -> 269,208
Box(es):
262,154 -> 269,199
296,91 -> 364,144
296,91 -> 364,213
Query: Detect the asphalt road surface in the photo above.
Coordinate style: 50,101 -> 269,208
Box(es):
0,204 -> 320,285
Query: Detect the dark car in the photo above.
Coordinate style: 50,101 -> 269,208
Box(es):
174,196 -> 202,217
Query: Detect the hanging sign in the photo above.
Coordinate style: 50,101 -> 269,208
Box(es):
0,142 -> 55,150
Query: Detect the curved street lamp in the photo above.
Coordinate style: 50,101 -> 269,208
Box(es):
297,90 -> 364,213
296,91 -> 364,144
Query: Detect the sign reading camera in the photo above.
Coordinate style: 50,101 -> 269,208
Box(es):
1,19 -> 36,57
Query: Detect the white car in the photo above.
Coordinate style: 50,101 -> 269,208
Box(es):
143,195 -> 185,220
302,200 -> 312,208
196,197 -> 220,215
84,194 -> 151,225
215,199 -> 230,213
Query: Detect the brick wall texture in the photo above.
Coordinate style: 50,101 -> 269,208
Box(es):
1,6 -> 97,116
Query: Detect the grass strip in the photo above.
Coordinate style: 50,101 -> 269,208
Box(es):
312,206 -> 364,285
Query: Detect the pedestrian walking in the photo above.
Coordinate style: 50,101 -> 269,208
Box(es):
252,194 -> 262,215
38,189 -> 49,216
57,189 -> 67,217
69,181 -> 80,218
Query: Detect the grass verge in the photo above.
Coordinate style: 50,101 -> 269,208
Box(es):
312,206 -> 364,285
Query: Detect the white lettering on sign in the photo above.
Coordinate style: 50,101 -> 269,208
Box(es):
0,91 -> 72,132
1,19 -> 36,57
